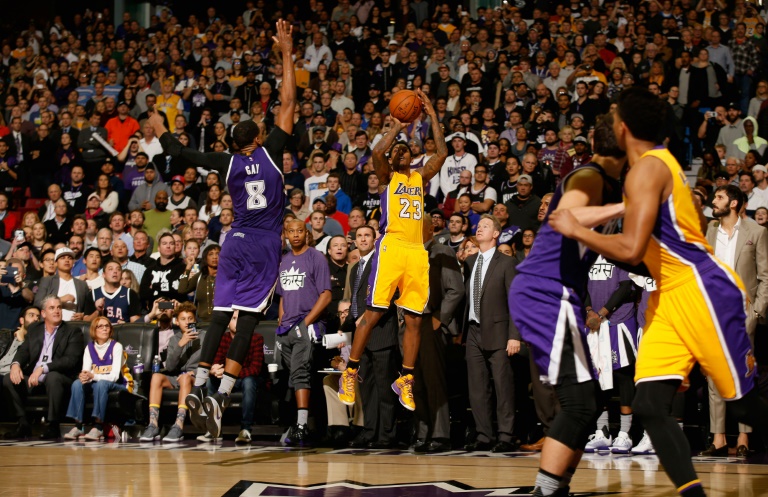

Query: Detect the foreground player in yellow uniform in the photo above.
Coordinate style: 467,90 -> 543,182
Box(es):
338,89 -> 447,411
550,87 -> 768,497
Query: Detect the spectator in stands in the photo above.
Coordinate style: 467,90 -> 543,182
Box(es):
128,164 -> 170,212
305,151 -> 330,206
143,190 -> 172,240
277,219 -> 332,446
93,174 -> 119,215
168,175 -> 197,211
0,305 -> 39,379
44,198 -> 71,245
85,260 -> 141,324
198,183 -> 222,223
177,244 -> 220,322
0,258 -> 34,328
505,174 -> 541,231
140,232 -> 185,308
110,239 -> 146,283
63,316 -> 128,440
140,302 -> 204,442
35,247 -> 90,321
2,295 -> 84,439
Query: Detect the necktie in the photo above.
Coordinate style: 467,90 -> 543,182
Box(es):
15,134 -> 21,162
351,259 -> 365,319
473,254 -> 484,320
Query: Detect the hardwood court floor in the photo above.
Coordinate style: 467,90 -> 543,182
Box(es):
0,441 -> 766,497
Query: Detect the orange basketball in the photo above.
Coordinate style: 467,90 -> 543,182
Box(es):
389,90 -> 423,123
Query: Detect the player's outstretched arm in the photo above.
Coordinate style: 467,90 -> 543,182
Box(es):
372,117 -> 404,192
415,88 -> 448,183
567,203 -> 626,228
549,156 -> 669,265
150,109 -> 231,177
273,19 -> 296,136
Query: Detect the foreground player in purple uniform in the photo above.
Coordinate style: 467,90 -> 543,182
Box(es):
146,20 -> 296,439
507,115 -> 626,496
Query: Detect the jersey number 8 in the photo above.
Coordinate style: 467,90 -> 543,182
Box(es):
245,180 -> 267,210
399,198 -> 422,220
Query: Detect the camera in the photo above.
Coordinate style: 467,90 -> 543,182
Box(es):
14,230 -> 24,242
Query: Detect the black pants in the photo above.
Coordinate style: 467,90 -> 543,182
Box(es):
360,345 -> 400,443
3,371 -> 73,423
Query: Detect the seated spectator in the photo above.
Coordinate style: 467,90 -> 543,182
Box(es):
85,261 -> 141,324
168,175 -> 197,211
111,238 -> 146,283
63,317 -> 129,440
2,296 -> 84,439
177,244 -> 220,322
202,311 -> 264,444
121,269 -> 141,294
0,258 -> 34,328
0,306 -> 40,379
93,174 -> 120,215
139,302 -> 204,442
35,247 -> 91,321
84,192 -> 109,228
0,192 -> 19,240
198,184 -> 222,223
128,165 -> 170,212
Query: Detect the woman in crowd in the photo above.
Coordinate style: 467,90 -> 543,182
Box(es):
94,174 -> 119,215
64,317 -> 128,441
121,268 -> 140,294
198,183 -> 222,223
30,222 -> 47,256
177,244 -> 220,322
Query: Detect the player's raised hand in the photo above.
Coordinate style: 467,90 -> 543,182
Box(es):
415,88 -> 435,116
272,19 -> 294,54
147,108 -> 164,130
390,116 -> 403,131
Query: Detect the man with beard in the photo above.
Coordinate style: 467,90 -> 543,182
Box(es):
703,184 -> 768,458
128,165 -> 170,212
63,165 -> 92,214
127,210 -> 146,238
538,129 -> 569,180
505,175 -> 542,231
143,191 -> 172,241
716,103 -> 744,157
67,234 -> 85,277
560,136 -> 592,179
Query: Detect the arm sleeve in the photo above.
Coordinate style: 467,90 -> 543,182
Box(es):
263,127 -> 291,164
176,271 -> 201,294
159,132 -> 232,177
128,290 -> 142,319
603,279 -> 636,312
100,191 -> 119,214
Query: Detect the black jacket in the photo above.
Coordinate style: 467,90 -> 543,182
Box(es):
12,321 -> 83,377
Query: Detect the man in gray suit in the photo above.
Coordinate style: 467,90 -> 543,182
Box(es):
34,248 -> 91,322
343,225 -> 400,448
413,217 -> 464,453
703,184 -> 768,457
463,214 -> 520,452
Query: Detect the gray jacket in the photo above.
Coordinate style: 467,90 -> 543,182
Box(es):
128,178 -> 171,211
165,327 -> 207,374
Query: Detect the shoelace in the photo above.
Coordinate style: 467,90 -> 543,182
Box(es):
401,376 -> 414,402
343,370 -> 361,393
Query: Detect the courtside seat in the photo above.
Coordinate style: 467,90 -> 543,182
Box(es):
23,322 -> 158,426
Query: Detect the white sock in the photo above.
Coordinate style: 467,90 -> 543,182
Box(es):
297,409 -> 309,426
620,413 -> 632,434
597,410 -> 609,433
194,367 -> 209,387
217,374 -> 237,396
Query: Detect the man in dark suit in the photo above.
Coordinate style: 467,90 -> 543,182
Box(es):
34,247 -> 91,321
2,295 -> 84,439
463,214 -> 520,452
43,199 -> 72,246
413,217 -> 465,453
343,225 -> 400,448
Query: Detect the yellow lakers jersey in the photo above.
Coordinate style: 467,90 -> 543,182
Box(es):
639,147 -> 718,288
381,170 -> 424,244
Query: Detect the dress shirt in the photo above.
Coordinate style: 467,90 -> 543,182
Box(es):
715,218 -> 740,269
468,246 -> 496,323
35,325 -> 60,382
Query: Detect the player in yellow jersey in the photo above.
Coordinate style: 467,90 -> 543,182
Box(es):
549,87 -> 768,497
338,89 -> 448,411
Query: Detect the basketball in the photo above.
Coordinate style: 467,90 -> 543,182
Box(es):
389,90 -> 423,123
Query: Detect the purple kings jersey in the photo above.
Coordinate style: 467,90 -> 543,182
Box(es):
227,145 -> 286,234
516,162 -> 622,299
587,256 -> 635,325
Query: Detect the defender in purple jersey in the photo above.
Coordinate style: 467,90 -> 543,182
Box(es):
146,20 -> 297,439
507,115 -> 626,497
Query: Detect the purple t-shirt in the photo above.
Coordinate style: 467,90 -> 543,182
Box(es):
276,247 -> 331,336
